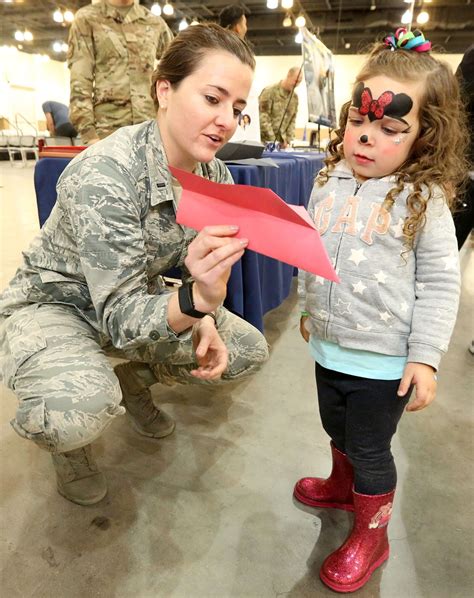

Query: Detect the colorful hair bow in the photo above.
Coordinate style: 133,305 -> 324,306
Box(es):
384,28 -> 432,52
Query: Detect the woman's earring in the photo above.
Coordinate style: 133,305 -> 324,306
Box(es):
359,134 -> 368,144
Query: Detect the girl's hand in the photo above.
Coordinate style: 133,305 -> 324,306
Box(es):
191,316 -> 228,380
185,225 -> 248,313
300,315 -> 310,342
398,362 -> 437,412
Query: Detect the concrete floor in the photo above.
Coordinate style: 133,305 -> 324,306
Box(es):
0,162 -> 473,597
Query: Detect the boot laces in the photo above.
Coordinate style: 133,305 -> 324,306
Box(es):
126,390 -> 162,425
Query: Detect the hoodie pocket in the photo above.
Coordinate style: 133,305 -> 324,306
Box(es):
331,271 -> 396,333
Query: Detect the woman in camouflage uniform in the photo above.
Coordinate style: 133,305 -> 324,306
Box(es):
0,24 -> 268,505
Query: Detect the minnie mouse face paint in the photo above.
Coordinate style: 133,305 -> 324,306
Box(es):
343,75 -> 422,181
352,81 -> 413,124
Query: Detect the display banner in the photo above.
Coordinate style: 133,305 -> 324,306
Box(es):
230,86 -> 261,142
301,27 -> 337,128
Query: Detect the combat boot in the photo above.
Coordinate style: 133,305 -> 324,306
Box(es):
114,362 -> 175,438
52,445 -> 107,506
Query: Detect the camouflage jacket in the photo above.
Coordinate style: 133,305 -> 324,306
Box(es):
0,120 -> 233,350
67,0 -> 173,143
258,82 -> 299,144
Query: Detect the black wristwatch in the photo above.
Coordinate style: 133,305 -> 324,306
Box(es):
178,282 -> 209,319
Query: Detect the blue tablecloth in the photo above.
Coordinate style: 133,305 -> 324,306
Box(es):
34,151 -> 324,331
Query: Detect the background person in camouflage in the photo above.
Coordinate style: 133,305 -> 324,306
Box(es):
258,66 -> 303,148
0,24 -> 268,506
67,0 -> 173,145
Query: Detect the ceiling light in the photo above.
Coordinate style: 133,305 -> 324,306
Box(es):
14,30 -> 24,41
163,2 -> 174,16
191,19 -> 199,26
266,0 -> 278,8
416,11 -> 429,24
53,41 -> 62,52
282,14 -> 292,27
282,0 -> 294,9
53,9 -> 64,23
345,42 -> 351,49
151,3 -> 161,17
370,2 -> 376,10
63,10 -> 74,23
61,42 -> 68,52
178,18 -> 188,31
24,30 -> 33,41
295,31 -> 302,44
295,15 -> 306,28
401,9 -> 413,24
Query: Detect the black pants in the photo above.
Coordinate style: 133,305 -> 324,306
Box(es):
315,363 -> 411,495
453,178 -> 474,250
54,123 -> 78,138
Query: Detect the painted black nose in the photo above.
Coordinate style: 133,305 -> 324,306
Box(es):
359,134 -> 368,143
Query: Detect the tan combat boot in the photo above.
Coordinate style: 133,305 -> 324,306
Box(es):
52,445 -> 107,505
114,362 -> 175,438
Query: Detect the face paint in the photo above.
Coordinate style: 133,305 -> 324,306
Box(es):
344,75 -> 422,181
352,81 -> 413,124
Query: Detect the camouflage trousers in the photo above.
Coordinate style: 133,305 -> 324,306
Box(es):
0,303 -> 268,454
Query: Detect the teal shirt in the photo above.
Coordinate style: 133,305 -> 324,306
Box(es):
309,336 -> 406,380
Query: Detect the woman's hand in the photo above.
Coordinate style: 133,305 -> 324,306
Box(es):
191,316 -> 228,380
398,362 -> 437,411
185,225 -> 248,313
300,315 -> 310,342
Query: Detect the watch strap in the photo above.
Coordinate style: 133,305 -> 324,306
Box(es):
178,282 -> 208,319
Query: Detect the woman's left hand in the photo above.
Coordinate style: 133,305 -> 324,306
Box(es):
398,362 -> 437,411
191,316 -> 228,380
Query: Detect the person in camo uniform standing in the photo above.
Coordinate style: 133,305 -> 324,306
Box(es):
258,66 -> 303,148
0,24 -> 268,506
67,0 -> 173,145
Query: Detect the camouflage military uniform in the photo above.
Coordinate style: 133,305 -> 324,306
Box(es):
67,0 -> 173,144
258,82 -> 299,145
0,120 -> 269,454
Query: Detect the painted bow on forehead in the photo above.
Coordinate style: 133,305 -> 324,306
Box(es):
352,82 -> 413,122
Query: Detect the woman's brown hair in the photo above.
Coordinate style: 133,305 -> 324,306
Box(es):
318,40 -> 469,248
151,23 -> 255,110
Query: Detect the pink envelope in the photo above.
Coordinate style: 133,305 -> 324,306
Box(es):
171,166 -> 339,282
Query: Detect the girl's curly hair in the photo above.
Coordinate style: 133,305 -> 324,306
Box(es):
317,41 -> 469,248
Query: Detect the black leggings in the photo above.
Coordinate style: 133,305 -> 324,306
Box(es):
315,362 -> 411,495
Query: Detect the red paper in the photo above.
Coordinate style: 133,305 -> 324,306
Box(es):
171,166 -> 339,282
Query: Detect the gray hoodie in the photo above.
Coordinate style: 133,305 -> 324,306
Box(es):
299,161 -> 460,370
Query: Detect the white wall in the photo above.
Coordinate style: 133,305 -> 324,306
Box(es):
0,46 -> 463,136
0,47 -> 69,133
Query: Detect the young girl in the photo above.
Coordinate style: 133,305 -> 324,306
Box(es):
294,29 -> 467,593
